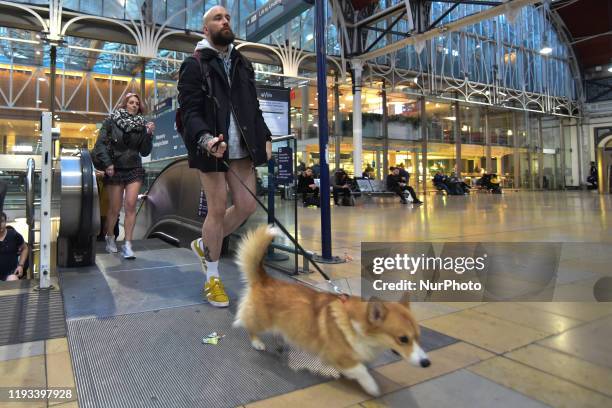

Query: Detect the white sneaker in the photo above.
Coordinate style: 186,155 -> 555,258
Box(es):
105,235 -> 118,253
122,241 -> 135,259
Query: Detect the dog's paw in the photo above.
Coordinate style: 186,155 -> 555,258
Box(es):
251,338 -> 266,351
363,381 -> 381,397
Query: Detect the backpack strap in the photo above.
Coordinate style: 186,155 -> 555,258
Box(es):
191,50 -> 218,137
193,50 -> 215,105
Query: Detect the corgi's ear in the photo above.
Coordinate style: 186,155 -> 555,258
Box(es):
367,301 -> 388,325
399,292 -> 411,309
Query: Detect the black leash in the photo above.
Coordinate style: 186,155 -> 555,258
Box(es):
208,139 -> 344,296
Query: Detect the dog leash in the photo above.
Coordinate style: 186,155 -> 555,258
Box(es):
207,140 -> 346,297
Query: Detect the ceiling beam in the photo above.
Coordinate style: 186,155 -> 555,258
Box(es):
360,0 -> 540,61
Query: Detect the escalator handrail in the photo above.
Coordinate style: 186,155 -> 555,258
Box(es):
79,149 -> 95,240
25,158 -> 35,279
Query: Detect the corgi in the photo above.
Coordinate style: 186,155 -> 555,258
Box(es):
233,225 -> 431,396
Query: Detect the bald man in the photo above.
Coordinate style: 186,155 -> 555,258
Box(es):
178,6 -> 272,307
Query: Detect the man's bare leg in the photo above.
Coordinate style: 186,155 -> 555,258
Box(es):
197,171 -> 230,307
223,158 -> 257,236
198,171 -> 228,264
197,159 -> 258,262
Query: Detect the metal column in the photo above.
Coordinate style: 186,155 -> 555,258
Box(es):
140,58 -> 147,104
314,0 -> 338,262
301,84 -> 309,141
485,109 -> 492,173
513,112 -> 520,189
454,100 -> 462,176
351,59 -> 363,177
420,96 -> 428,193
381,80 -> 389,182
49,45 -> 57,121
559,118 -> 566,190
40,112 -> 57,289
576,118 -> 585,189
538,116 -> 544,189
334,76 -> 341,171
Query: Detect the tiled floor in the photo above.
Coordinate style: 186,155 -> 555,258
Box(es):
2,191 -> 612,407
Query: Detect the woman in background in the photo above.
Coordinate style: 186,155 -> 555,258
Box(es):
94,93 -> 155,259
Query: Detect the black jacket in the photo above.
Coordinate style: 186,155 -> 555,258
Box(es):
298,174 -> 317,193
94,117 -> 152,170
333,171 -> 350,189
177,47 -> 271,172
386,174 -> 405,191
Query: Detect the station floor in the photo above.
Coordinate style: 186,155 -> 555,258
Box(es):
1,190 -> 612,407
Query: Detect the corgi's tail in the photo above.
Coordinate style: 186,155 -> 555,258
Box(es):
236,225 -> 279,284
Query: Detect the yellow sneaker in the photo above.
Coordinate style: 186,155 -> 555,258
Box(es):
190,238 -> 207,273
203,277 -> 229,307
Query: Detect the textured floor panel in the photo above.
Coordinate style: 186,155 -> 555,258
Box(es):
59,243 -> 224,320
67,304 -> 455,408
0,289 -> 66,346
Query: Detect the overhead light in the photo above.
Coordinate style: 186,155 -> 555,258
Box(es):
13,145 -> 33,153
36,99 -> 42,103
540,31 -> 552,55
413,77 -> 418,84
443,116 -> 456,121
38,77 -> 46,81
36,51 -> 41,55
540,46 -> 553,55
608,66 -> 612,73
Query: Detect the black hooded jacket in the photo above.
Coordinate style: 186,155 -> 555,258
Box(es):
177,46 -> 271,172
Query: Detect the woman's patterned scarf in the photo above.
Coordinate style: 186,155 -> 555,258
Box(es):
111,108 -> 146,133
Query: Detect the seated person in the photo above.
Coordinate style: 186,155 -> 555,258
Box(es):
297,167 -> 320,207
362,165 -> 375,179
0,212 -> 29,282
449,174 -> 470,195
333,169 -> 353,206
479,174 -> 502,194
396,163 -> 410,184
386,167 -> 423,206
433,172 -> 451,194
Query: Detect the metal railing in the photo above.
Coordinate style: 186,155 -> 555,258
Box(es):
25,158 -> 37,279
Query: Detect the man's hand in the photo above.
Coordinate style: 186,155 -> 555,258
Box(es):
266,141 -> 272,161
206,134 -> 227,158
14,265 -> 24,278
105,165 -> 115,177
309,184 -> 316,189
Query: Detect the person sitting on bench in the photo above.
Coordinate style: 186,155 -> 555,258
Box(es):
298,167 -> 320,207
387,167 -> 423,206
433,172 -> 451,194
333,169 -> 354,206
479,173 -> 502,194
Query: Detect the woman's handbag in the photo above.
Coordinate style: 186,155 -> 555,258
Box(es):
91,137 -> 115,171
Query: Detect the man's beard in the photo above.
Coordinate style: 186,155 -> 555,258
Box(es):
210,28 -> 235,47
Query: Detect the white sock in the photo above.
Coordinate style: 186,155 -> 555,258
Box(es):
206,261 -> 219,281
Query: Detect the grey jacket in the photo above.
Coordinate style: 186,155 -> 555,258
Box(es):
94,117 -> 152,170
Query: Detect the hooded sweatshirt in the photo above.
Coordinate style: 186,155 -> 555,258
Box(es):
194,38 -> 248,160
